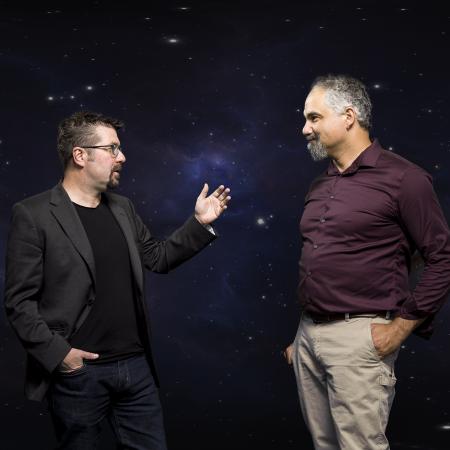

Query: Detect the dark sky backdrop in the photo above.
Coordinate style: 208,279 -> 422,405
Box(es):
1,1 -> 450,449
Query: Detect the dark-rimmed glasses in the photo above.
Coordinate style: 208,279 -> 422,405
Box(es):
82,143 -> 123,158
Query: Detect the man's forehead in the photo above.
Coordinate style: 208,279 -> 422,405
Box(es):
94,124 -> 119,141
304,87 -> 328,115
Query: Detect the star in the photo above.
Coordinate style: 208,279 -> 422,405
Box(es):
256,217 -> 266,226
164,36 -> 182,45
86,85 -> 94,91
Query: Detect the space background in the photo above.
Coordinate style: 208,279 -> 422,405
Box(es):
1,1 -> 450,449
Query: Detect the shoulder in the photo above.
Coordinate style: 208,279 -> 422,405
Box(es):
11,189 -> 53,221
16,189 -> 52,209
378,148 -> 431,181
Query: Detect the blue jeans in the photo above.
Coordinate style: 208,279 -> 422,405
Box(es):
47,354 -> 167,450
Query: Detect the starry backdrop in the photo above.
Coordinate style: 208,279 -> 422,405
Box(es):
0,1 -> 449,449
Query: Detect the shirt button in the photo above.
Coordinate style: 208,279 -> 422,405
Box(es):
330,195 -> 335,199
320,218 -> 326,223
313,244 -> 318,249
307,271 -> 312,276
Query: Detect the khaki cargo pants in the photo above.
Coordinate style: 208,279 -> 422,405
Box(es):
293,314 -> 399,450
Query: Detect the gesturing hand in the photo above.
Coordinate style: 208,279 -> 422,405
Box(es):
195,183 -> 231,225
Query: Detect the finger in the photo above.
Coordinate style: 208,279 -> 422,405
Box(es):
220,195 -> 231,206
288,351 -> 293,364
212,185 -> 225,197
80,351 -> 99,360
198,183 -> 209,199
217,188 -> 231,201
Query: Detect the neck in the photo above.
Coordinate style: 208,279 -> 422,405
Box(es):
330,134 -> 372,173
62,173 -> 102,207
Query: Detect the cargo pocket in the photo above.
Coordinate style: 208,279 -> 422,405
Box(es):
379,363 -> 397,386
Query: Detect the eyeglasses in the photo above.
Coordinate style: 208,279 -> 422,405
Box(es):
82,143 -> 123,158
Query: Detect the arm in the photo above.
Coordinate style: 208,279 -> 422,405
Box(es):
133,211 -> 217,273
4,203 -> 71,373
397,167 -> 450,334
131,184 -> 230,273
372,167 -> 450,353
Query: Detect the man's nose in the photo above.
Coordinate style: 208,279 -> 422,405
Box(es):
302,122 -> 312,136
116,150 -> 126,163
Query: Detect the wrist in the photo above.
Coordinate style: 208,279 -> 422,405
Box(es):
391,317 -> 415,340
194,213 -> 207,225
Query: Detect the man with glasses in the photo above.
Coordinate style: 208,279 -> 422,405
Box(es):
4,111 -> 231,449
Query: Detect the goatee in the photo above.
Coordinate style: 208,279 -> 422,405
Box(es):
307,140 -> 328,161
107,167 -> 122,189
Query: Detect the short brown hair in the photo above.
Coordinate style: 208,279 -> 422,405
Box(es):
57,111 -> 124,170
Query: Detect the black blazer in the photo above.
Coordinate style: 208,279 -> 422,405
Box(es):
4,183 -> 216,401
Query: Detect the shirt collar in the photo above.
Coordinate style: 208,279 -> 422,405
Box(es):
326,139 -> 382,176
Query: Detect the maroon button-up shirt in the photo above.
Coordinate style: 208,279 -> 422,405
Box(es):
298,140 -> 450,337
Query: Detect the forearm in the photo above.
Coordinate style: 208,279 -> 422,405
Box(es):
140,215 -> 216,272
391,316 -> 426,341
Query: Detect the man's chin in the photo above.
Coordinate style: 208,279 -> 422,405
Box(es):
307,142 -> 328,161
107,180 -> 120,189
107,172 -> 121,189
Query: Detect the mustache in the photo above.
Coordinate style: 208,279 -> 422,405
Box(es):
112,165 -> 122,172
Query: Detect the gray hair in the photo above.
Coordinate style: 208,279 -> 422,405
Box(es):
57,111 -> 124,170
311,75 -> 372,130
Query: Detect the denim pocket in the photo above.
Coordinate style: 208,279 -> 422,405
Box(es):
58,363 -> 87,377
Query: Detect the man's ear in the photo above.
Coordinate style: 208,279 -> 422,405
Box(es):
72,147 -> 86,167
344,107 -> 357,130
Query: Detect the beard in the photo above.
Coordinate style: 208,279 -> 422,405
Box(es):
107,165 -> 122,189
307,137 -> 328,161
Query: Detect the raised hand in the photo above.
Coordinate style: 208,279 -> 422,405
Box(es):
195,183 -> 231,225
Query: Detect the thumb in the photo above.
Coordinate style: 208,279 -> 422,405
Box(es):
198,183 -> 209,199
80,351 -> 99,360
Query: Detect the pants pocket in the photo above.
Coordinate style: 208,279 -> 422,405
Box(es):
379,361 -> 397,386
57,363 -> 87,377
366,318 -> 381,360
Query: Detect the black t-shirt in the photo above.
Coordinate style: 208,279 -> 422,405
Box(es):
71,195 -> 144,363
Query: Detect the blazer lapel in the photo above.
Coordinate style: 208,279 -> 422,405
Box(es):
106,194 -> 144,295
49,184 -> 96,287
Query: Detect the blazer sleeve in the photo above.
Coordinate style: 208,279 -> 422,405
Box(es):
4,202 -> 71,373
128,199 -> 217,273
